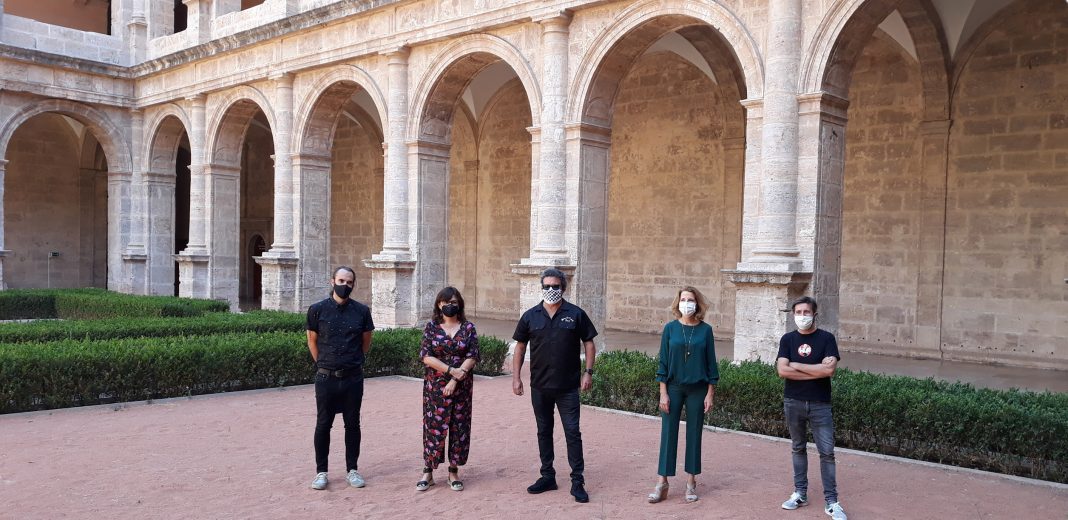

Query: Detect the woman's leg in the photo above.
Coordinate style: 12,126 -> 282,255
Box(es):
657,384 -> 685,477
683,383 -> 705,476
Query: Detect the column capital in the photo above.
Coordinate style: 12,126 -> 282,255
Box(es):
535,11 -> 572,29
723,268 -> 811,287
798,91 -> 850,123
269,71 -> 295,85
185,93 -> 207,106
382,46 -> 411,63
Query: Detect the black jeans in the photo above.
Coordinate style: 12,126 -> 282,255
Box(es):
531,387 -> 584,484
314,371 -> 364,473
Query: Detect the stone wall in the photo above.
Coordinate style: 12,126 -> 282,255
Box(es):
447,107 -> 477,307
329,106 -> 384,305
941,1 -> 1068,369
839,34 -> 925,355
238,116 -> 274,304
5,114 -> 105,289
606,52 -> 738,334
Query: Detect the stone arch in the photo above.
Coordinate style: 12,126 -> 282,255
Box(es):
294,65 -> 388,158
948,0 -> 1046,98
408,33 -> 541,142
205,85 -> 276,167
143,104 -> 191,175
568,0 -> 763,125
802,0 -> 950,119
0,98 -> 131,172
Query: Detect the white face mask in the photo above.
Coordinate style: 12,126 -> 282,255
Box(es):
542,288 -> 563,304
794,315 -> 814,330
679,301 -> 696,316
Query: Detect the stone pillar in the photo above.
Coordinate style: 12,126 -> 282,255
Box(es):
914,119 -> 952,349
797,92 -> 849,334
121,108 -> 149,294
368,47 -> 417,327
183,0 -> 212,45
408,140 -> 450,321
127,6 -> 148,65
293,153 -> 331,310
750,0 -> 803,266
177,94 -> 210,299
530,13 -> 570,263
142,171 -> 177,295
724,270 -> 811,362
206,164 -> 241,309
0,159 -> 8,289
107,170 -> 135,293
258,72 -> 299,311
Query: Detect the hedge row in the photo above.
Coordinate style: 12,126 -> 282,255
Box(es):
0,289 -> 228,320
583,350 -> 1068,483
0,328 -> 509,414
0,310 -> 304,343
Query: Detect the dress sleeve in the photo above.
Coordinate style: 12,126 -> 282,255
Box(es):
705,324 -> 719,385
655,322 -> 671,383
465,322 -> 481,362
419,321 -> 435,359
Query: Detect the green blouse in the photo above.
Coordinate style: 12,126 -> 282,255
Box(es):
655,320 -> 719,386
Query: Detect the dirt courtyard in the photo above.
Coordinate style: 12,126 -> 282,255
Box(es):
0,375 -> 1064,519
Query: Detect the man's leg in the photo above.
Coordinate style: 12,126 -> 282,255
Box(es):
556,389 -> 584,484
810,402 -> 838,505
314,375 -> 337,473
530,388 -> 557,480
783,398 -> 810,497
340,375 -> 364,472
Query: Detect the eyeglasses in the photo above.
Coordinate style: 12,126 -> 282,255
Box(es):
542,284 -> 562,290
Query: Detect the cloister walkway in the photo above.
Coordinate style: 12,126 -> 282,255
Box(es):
1,375 -> 1064,519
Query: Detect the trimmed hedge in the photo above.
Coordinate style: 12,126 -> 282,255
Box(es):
0,328 -> 509,414
583,350 -> 1068,483
0,310 -> 304,343
0,289 -> 228,320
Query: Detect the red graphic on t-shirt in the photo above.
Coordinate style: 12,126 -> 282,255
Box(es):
798,344 -> 812,357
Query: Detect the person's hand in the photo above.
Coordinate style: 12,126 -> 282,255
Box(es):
658,394 -> 670,414
452,367 -> 468,381
822,356 -> 836,366
443,379 -> 457,397
580,373 -> 593,392
704,394 -> 714,413
512,377 -> 524,396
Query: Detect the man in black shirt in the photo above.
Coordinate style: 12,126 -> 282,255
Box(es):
775,296 -> 847,520
306,266 -> 375,491
512,268 -> 597,503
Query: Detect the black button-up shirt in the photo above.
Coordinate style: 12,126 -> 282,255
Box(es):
513,300 -> 598,391
306,297 -> 375,371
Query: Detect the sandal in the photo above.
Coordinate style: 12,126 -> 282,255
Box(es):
648,481 -> 668,504
447,467 -> 464,491
416,467 -> 435,491
685,482 -> 698,503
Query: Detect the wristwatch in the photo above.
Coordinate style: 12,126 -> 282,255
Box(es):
584,368 -> 595,375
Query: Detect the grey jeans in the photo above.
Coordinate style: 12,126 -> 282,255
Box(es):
784,398 -> 838,504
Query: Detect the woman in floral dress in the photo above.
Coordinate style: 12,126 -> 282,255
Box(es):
417,286 -> 480,492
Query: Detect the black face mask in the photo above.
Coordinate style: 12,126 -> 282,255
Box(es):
441,304 -> 459,317
333,283 -> 353,300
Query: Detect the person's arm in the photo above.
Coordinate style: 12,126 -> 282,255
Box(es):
362,309 -> 375,354
580,339 -> 596,392
512,341 -> 527,395
307,330 -> 319,362
704,383 -> 715,413
656,325 -> 670,412
789,357 -> 837,378
704,325 -> 718,412
776,357 -> 825,380
362,331 -> 373,354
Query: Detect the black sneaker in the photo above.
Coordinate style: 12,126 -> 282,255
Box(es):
571,481 -> 589,503
527,477 -> 558,494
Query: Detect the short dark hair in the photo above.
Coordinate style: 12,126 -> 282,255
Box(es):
333,266 -> 356,279
790,296 -> 818,313
431,286 -> 466,324
540,268 -> 568,292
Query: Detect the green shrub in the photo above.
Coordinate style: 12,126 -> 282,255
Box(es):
0,310 -> 304,343
0,289 -> 228,320
583,350 -> 1068,483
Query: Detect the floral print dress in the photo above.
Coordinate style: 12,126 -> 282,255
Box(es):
420,320 -> 480,469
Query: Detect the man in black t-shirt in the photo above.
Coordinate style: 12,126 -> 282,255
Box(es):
775,296 -> 847,520
512,268 -> 598,503
305,266 -> 375,491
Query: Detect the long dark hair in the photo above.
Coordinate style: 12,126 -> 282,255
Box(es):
431,286 -> 466,324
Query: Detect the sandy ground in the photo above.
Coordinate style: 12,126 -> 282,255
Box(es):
1,375 -> 1065,520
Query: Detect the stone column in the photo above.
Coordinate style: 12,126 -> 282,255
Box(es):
512,14 -> 574,317
107,170 -> 135,293
206,164 -> 241,309
726,0 -> 809,363
142,170 -> 177,296
257,72 -> 299,311
182,0 -> 212,45
408,140 -> 450,322
368,48 -> 418,327
176,94 -> 210,299
126,6 -> 147,65
292,153 -> 331,309
121,108 -> 149,294
914,119 -> 952,352
0,159 -> 9,289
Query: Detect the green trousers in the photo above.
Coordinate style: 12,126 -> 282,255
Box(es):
657,383 -> 707,476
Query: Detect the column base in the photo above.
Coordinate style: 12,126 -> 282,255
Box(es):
121,247 -> 149,295
254,252 -> 299,312
724,269 -> 811,364
175,250 -> 210,300
364,258 -> 417,328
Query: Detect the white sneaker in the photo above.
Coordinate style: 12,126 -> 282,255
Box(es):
825,502 -> 847,520
347,469 -> 365,488
310,472 -> 328,490
782,491 -> 808,510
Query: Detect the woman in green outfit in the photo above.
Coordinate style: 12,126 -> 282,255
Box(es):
648,286 -> 719,504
